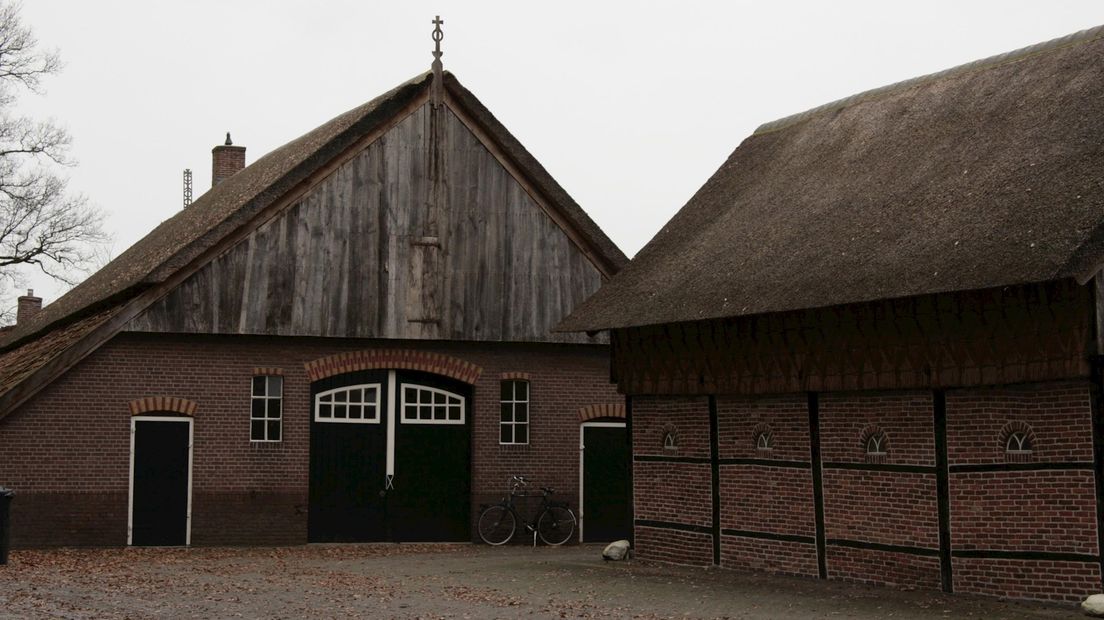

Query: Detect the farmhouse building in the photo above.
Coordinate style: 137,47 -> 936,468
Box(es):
560,25 -> 1104,602
0,64 -> 633,547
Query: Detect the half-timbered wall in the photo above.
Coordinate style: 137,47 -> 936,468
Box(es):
621,280 -> 1102,601
126,103 -> 605,344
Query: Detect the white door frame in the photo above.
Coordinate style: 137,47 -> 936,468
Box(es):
578,420 -> 626,543
128,415 -> 194,546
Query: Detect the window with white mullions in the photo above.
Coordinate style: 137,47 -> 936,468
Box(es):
865,433 -> 886,455
402,384 -> 465,425
251,375 -> 283,442
315,384 -> 382,423
500,380 -> 529,444
1006,431 -> 1033,454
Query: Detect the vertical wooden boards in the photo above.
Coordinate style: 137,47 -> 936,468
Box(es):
124,102 -> 606,344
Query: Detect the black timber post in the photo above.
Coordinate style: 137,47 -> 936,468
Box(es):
708,395 -> 721,566
1090,356 -> 1104,588
933,389 -> 954,592
625,394 -> 635,548
807,391 -> 827,579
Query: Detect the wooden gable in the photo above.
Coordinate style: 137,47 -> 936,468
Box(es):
125,100 -> 608,344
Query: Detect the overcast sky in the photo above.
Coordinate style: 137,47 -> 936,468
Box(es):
12,1 -> 1104,308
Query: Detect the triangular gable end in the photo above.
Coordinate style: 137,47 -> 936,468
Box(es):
127,81 -> 619,343
0,71 -> 626,419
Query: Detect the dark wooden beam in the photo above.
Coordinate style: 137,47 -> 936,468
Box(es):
807,391 -> 827,579
933,389 -> 954,593
708,395 -> 721,566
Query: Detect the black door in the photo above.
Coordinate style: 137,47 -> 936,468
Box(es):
309,370 -> 390,542
131,418 -> 191,546
308,370 -> 471,542
582,423 -> 631,542
391,371 -> 471,542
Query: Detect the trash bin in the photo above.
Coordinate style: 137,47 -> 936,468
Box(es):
0,486 -> 13,565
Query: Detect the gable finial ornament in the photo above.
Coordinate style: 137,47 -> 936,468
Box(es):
431,15 -> 444,107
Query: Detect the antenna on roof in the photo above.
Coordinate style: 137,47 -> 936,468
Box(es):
430,15 -> 444,107
183,169 -> 193,209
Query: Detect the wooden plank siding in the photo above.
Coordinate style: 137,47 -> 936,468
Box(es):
125,103 -> 605,344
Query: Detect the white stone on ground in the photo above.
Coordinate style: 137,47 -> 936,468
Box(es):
1082,593 -> 1104,617
602,540 -> 631,561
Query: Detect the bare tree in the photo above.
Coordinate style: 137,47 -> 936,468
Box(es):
0,1 -> 105,308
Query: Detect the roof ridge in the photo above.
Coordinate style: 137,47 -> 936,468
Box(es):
753,23 -> 1104,136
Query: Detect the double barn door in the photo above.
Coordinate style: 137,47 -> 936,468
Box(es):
308,370 -> 471,542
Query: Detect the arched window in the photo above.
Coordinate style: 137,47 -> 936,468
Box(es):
663,431 -> 678,451
860,426 -> 888,463
1000,421 -> 1035,463
752,423 -> 774,452
865,433 -> 886,455
315,384 -> 382,423
1006,432 -> 1031,453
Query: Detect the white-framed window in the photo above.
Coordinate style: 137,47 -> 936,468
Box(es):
663,431 -> 677,450
315,384 -> 382,423
500,380 -> 528,444
756,430 -> 773,451
402,384 -> 465,425
251,375 -> 283,442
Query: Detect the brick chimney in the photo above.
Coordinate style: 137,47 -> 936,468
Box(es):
211,132 -> 246,187
16,289 -> 41,325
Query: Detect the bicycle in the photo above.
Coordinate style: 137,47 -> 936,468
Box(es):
477,476 -> 576,546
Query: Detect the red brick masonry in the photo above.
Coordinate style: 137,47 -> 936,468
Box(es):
630,381 -> 1101,602
0,332 -> 618,548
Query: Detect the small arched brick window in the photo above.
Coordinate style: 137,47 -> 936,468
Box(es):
999,421 -> 1035,463
662,427 -> 678,451
752,423 -> 774,452
861,426 -> 888,464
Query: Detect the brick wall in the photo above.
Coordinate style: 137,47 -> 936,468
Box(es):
0,332 -> 618,547
630,380 -> 1102,602
631,396 -> 712,565
716,394 -> 817,577
819,391 -> 941,587
946,382 -> 1100,600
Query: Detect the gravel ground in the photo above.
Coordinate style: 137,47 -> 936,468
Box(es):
0,544 -> 1085,619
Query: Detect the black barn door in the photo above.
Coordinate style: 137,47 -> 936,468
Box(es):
582,423 -> 630,543
131,418 -> 191,546
309,370 -> 389,542
391,371 -> 471,542
308,370 -> 471,542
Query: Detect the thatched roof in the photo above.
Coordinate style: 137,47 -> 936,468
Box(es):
559,24 -> 1104,332
0,70 -> 626,416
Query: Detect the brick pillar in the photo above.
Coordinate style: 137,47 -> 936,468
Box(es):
16,289 -> 41,325
211,132 -> 246,187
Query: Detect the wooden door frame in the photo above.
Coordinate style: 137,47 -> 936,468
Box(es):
127,415 -> 194,546
578,420 -> 626,543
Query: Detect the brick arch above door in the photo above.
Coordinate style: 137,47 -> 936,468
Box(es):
578,403 -> 625,422
304,350 -> 483,384
128,396 -> 198,416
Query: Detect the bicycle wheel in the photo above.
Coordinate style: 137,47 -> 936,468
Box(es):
536,506 -> 576,546
477,505 -> 516,545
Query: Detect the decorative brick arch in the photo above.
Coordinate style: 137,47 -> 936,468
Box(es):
752,422 -> 775,451
129,396 -> 198,416
578,403 -> 625,422
304,350 -> 483,384
860,424 -> 889,464
999,420 -> 1036,462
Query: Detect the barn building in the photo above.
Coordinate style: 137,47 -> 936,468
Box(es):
559,25 -> 1104,601
0,56 -> 634,547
